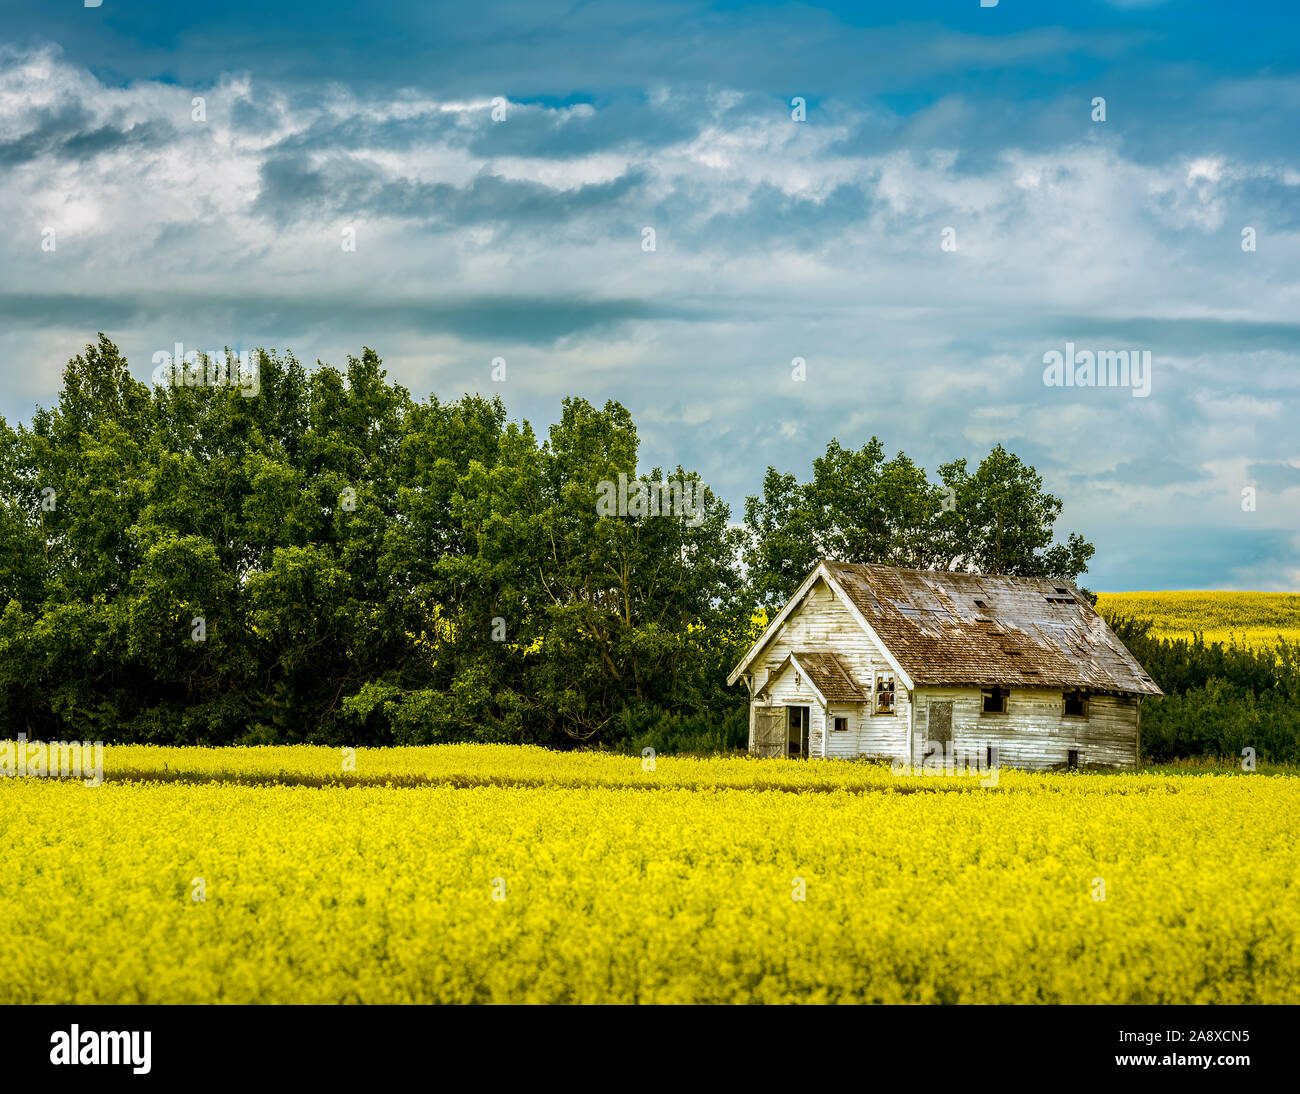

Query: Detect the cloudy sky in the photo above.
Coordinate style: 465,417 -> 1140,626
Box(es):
1,0 -> 1298,590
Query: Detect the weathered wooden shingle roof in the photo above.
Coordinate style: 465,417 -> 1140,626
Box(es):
823,561 -> 1162,696
782,651 -> 868,702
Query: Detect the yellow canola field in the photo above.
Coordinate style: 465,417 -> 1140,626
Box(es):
63,741 -> 1292,789
58,741 -> 1099,791
1096,590 -> 1300,650
2,746 -> 1297,1004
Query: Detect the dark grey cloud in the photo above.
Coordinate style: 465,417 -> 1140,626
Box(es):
252,150 -> 646,230
0,102 -> 175,167
694,181 -> 876,253
228,95 -> 280,134
1027,316 -> 1300,356
261,109 -> 465,154
1106,456 -> 1211,488
1248,461 -> 1300,493
0,291 -> 716,346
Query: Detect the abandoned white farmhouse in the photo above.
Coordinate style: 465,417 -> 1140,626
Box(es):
728,561 -> 1162,770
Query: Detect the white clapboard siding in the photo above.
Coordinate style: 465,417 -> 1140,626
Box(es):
912,688 -> 1139,770
823,703 -> 906,760
748,577 -> 909,759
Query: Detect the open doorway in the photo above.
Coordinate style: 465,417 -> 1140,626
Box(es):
787,705 -> 810,757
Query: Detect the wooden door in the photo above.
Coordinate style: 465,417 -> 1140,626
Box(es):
753,706 -> 785,758
927,700 -> 953,762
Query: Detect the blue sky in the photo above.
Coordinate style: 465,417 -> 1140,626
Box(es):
2,1 -> 1298,589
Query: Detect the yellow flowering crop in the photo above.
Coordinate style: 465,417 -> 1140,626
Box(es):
1,745 -> 1296,1004
1097,590 -> 1300,649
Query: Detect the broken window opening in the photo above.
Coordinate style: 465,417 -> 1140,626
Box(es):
874,672 -> 895,715
982,686 -> 1008,714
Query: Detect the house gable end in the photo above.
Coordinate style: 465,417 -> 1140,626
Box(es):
727,565 -> 829,686
729,565 -> 911,693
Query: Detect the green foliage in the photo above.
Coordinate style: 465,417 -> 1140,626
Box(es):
605,704 -> 750,756
0,336 -> 751,749
743,436 -> 1095,608
1105,615 -> 1300,762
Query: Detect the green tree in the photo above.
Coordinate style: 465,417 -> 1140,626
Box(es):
744,437 -> 1094,608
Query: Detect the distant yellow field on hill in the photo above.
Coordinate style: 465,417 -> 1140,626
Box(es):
1096,591 -> 1300,649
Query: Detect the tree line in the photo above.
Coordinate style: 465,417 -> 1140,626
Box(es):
1,334 -> 1101,751
1106,619 -> 1300,764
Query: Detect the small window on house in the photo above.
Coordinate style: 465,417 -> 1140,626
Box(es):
973,599 -> 986,608
874,672 -> 895,715
833,716 -> 848,733
1067,749 -> 1080,770
982,686 -> 1008,714
1064,690 -> 1088,717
